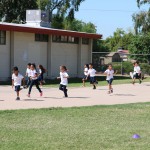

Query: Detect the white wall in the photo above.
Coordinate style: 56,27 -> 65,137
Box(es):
0,31 -> 10,80
81,45 -> 89,74
51,43 -> 78,77
13,32 -> 47,75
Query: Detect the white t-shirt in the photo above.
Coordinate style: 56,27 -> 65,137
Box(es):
12,73 -> 24,86
88,68 -> 96,77
60,72 -> 69,85
39,69 -> 42,74
134,66 -> 141,74
26,68 -> 31,77
84,68 -> 88,76
105,69 -> 114,80
30,69 -> 38,80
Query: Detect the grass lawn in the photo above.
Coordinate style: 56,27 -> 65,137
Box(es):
44,76 -> 150,88
0,103 -> 150,150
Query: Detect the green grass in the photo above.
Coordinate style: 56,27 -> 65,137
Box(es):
44,76 -> 150,88
0,103 -> 150,150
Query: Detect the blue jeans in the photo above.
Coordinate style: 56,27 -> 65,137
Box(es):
28,79 -> 42,94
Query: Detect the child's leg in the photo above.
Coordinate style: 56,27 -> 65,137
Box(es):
82,79 -> 85,87
59,84 -> 63,91
28,80 -> 34,94
27,77 -> 31,88
35,80 -> 42,93
63,85 -> 68,97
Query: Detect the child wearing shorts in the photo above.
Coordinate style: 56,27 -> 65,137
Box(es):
82,64 -> 89,87
12,66 -> 25,100
104,64 -> 114,94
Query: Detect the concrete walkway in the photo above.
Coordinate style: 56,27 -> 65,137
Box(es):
0,82 -> 150,110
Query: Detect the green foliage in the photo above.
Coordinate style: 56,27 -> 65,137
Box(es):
0,0 -> 38,22
128,33 -> 150,63
141,63 -> 150,75
105,28 -> 134,52
37,0 -> 85,23
112,62 -> 133,74
133,0 -> 150,34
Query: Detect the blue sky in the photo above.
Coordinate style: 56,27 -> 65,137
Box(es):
75,0 -> 149,39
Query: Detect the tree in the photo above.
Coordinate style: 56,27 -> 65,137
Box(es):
104,28 -> 134,52
132,0 -> 150,34
0,0 -> 38,22
128,33 -> 150,63
37,0 -> 85,24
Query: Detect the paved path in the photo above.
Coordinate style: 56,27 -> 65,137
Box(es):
0,82 -> 150,110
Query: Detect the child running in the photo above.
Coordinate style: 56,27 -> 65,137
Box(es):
132,61 -> 142,84
57,65 -> 69,97
86,63 -> 98,89
27,63 -> 43,97
25,63 -> 31,88
82,64 -> 89,87
38,64 -> 46,87
104,64 -> 114,94
12,66 -> 25,100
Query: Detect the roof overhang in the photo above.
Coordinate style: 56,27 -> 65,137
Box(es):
0,22 -> 102,39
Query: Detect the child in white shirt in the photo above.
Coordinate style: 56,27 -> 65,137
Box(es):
57,66 -> 69,97
104,64 -> 114,94
132,62 -> 142,84
82,64 -> 89,87
27,64 -> 43,97
87,63 -> 98,89
25,63 -> 31,88
12,66 -> 25,100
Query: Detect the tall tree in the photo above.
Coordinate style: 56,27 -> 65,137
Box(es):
0,0 -> 38,22
37,0 -> 85,24
133,0 -> 150,34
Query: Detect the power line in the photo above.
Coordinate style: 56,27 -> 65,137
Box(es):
80,9 -> 140,13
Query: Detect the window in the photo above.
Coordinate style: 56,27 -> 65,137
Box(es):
35,34 -> 48,42
82,38 -> 89,45
0,30 -> 6,45
52,35 -> 79,44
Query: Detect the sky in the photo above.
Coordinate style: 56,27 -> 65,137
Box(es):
75,0 -> 149,39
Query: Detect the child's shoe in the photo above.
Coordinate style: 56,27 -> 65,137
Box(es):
16,97 -> 20,100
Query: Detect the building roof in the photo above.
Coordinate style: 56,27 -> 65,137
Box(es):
0,22 -> 102,39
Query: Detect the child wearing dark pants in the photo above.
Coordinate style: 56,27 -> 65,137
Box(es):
59,84 -> 68,97
27,64 -> 43,97
57,66 -> 69,97
28,79 -> 42,96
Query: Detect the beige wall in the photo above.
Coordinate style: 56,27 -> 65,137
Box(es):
0,30 -> 93,80
0,31 -> 10,80
51,43 -> 78,77
13,32 -> 47,75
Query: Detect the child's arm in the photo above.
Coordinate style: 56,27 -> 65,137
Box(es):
12,80 -> 14,88
57,76 -> 61,79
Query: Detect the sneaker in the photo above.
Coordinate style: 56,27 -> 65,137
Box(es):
27,94 -> 30,97
93,86 -> 96,89
16,97 -> 20,100
111,88 -> 113,93
40,92 -> 43,97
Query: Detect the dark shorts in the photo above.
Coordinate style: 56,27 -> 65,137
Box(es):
90,77 -> 96,84
15,85 -> 21,92
82,75 -> 88,80
107,78 -> 113,85
133,73 -> 141,79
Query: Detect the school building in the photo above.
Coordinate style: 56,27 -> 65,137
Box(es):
0,22 -> 102,80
